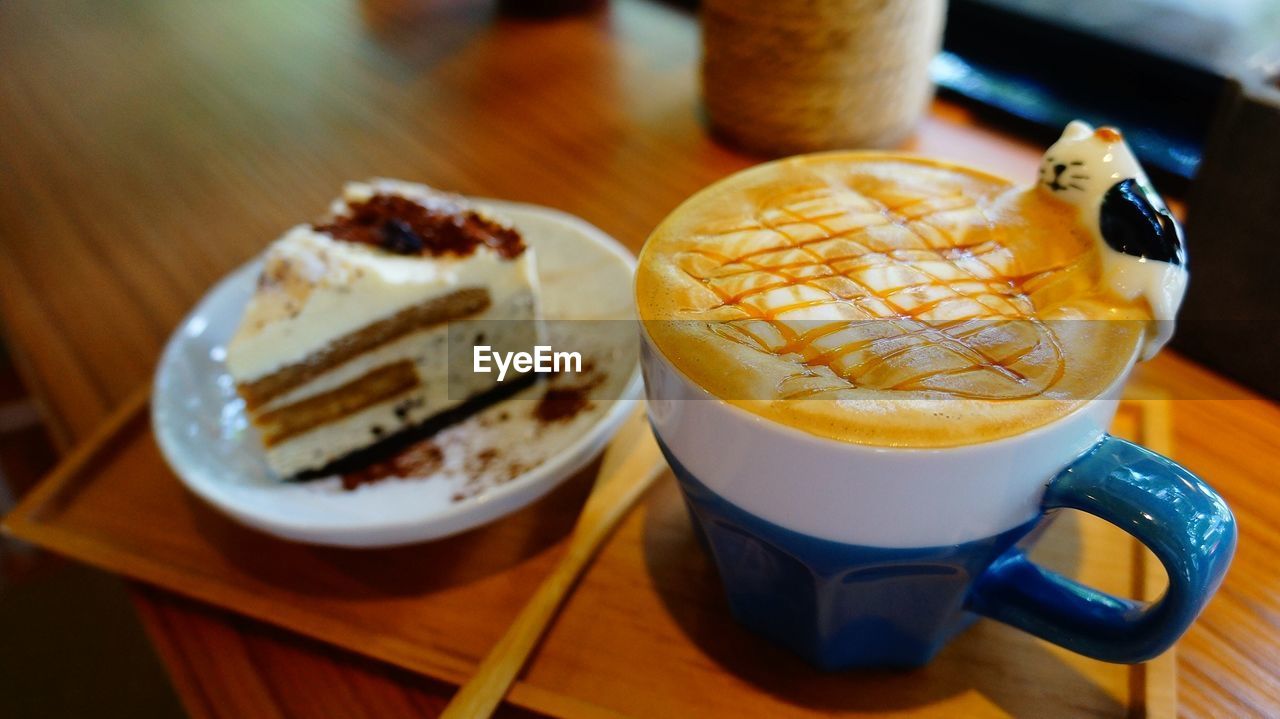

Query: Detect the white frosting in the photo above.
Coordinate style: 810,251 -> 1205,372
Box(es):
1038,120 -> 1187,359
226,181 -> 540,382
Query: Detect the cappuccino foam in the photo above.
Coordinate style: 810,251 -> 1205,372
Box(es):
635,153 -> 1151,447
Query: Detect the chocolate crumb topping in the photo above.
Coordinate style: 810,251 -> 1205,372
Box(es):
314,194 -> 526,259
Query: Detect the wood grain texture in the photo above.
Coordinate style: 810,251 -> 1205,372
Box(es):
2,404 -> 620,718
441,407 -> 664,719
0,0 -> 1276,716
2,394 -> 1174,718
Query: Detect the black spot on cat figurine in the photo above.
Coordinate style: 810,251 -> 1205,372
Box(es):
1100,178 -> 1184,266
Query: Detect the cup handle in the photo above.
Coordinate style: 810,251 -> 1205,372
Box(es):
965,435 -> 1236,663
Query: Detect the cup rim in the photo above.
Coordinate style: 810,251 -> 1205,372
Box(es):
639,324 -> 1142,456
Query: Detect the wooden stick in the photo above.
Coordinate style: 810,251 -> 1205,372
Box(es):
2,383 -> 150,528
440,404 -> 665,719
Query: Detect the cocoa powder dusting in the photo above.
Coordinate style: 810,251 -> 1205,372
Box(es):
315,194 -> 525,259
464,447 -> 501,477
533,366 -> 606,424
534,388 -> 592,423
341,441 -> 444,490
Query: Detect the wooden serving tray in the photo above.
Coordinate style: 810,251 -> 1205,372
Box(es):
3,390 -> 1174,718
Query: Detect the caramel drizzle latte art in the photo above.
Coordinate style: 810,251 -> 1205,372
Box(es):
673,184 -> 1072,401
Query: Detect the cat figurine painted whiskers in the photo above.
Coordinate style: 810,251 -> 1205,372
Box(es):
1039,120 -> 1188,359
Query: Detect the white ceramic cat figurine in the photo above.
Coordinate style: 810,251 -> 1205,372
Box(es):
1038,120 -> 1187,359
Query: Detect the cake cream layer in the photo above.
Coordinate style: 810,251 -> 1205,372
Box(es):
227,181 -> 538,385
256,360 -> 421,446
635,152 -> 1150,448
238,287 -> 491,410
255,289 -> 535,430
226,179 -> 543,477
258,291 -> 538,477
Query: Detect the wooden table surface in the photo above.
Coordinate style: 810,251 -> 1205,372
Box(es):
1,0 -> 1277,717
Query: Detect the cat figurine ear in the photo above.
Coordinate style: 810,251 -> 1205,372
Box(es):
1038,120 -> 1188,359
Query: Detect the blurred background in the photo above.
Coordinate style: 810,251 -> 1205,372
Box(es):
1,0 -> 1276,715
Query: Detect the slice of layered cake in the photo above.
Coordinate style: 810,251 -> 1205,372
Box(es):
227,179 -> 541,478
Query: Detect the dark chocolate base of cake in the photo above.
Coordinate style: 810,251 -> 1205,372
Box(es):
287,371 -> 544,481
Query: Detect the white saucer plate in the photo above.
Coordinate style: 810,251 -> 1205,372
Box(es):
153,200 -> 641,547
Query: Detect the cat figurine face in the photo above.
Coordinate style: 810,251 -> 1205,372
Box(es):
1038,120 -> 1187,359
1040,121 -> 1147,211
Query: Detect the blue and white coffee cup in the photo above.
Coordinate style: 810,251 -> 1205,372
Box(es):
641,336 -> 1235,669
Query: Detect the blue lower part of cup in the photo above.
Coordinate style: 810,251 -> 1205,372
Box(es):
658,436 -> 1041,670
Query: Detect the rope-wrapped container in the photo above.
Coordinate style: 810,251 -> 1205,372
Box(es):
701,0 -> 946,155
